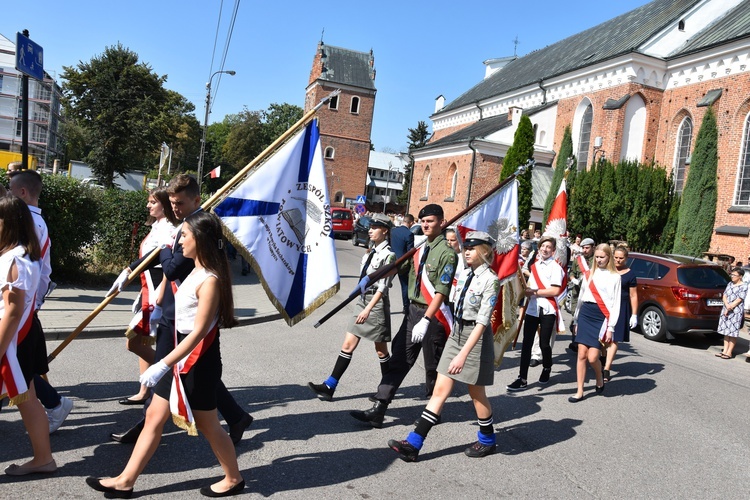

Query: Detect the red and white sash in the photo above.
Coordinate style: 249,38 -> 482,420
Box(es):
413,246 -> 453,337
586,273 -> 611,341
530,262 -> 566,332
0,293 -> 37,406
170,319 -> 218,436
126,236 -> 159,342
576,254 -> 591,280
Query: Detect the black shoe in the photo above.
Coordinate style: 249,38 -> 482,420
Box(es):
85,477 -> 133,498
200,480 -> 245,497
368,395 -> 378,403
603,369 -> 611,382
388,439 -> 419,462
413,414 -> 442,427
529,359 -> 540,367
595,384 -> 605,394
464,441 -> 497,458
350,400 -> 388,428
538,368 -> 551,384
229,412 -> 253,445
118,396 -> 148,406
506,377 -> 527,392
110,420 -> 144,444
307,382 -> 334,401
568,395 -> 585,403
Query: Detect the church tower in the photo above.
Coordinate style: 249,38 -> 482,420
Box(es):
305,41 -> 376,207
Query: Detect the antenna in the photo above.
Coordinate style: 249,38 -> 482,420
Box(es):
513,35 -> 520,57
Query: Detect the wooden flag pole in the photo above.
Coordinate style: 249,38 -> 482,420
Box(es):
314,159 -> 535,328
47,90 -> 342,363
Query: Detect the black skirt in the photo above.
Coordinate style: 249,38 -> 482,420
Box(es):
154,332 -> 222,411
17,314 -> 49,384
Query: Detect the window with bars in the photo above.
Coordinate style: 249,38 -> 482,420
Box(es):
734,113 -> 750,206
674,117 -> 692,194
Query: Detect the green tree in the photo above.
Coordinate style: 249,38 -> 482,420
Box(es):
543,125 -> 574,225
399,121 -> 431,205
673,107 -> 718,256
61,44 -> 183,187
221,108 -> 265,170
262,102 -> 304,145
500,115 -> 535,229
658,193 -> 681,253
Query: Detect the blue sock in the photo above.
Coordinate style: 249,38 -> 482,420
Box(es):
324,376 -> 339,389
406,431 -> 424,449
477,429 -> 496,446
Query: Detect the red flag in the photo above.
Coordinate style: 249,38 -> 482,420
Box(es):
544,178 -> 567,238
209,166 -> 221,179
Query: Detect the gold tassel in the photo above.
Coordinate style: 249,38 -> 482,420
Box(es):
172,413 -> 198,436
7,390 -> 30,407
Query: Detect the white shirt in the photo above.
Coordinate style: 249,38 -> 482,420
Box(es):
28,206 -> 51,310
577,268 -> 622,329
0,246 -> 40,322
526,256 -> 564,317
175,267 -> 217,334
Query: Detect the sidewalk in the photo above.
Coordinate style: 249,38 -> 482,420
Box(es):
39,258 -> 281,340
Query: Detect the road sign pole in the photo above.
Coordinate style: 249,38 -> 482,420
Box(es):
21,30 -> 29,170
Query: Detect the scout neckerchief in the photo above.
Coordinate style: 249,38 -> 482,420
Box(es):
530,259 -> 564,332
0,293 -> 36,406
413,244 -> 453,337
586,270 -> 611,341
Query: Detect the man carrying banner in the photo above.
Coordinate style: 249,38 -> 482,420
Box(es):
108,175 -> 253,445
569,237 -> 595,351
350,204 -> 456,428
507,235 -> 564,391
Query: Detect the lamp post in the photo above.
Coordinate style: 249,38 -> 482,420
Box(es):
197,70 -> 236,188
383,162 -> 393,213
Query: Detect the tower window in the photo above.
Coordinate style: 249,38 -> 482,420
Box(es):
324,147 -> 335,159
350,96 -> 360,114
329,95 -> 338,110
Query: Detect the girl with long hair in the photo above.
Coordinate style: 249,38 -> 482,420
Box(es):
1,196 -> 56,476
570,243 -> 621,402
119,188 -> 178,405
604,245 -> 638,380
87,211 -> 242,497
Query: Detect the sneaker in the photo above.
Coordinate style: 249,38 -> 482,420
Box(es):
539,368 -> 551,384
464,441 -> 497,458
48,396 -> 73,433
388,439 -> 419,462
506,377 -> 527,392
307,382 -> 334,401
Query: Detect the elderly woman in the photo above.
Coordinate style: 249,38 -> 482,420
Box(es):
716,267 -> 747,359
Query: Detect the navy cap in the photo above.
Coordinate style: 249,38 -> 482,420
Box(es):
463,230 -> 494,247
418,204 -> 444,219
369,213 -> 392,228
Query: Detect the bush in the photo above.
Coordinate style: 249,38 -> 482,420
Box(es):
93,189 -> 150,272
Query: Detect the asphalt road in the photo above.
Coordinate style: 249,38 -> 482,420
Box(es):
2,238 -> 750,499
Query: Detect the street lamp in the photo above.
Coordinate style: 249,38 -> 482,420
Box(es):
383,162 -> 393,213
197,69 -> 236,188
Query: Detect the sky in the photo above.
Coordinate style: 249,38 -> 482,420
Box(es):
2,0 -> 651,153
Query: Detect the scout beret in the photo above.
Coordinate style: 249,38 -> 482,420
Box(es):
580,237 -> 595,247
418,204 -> 444,219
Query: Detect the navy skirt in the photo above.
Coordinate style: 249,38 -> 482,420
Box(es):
576,302 -> 607,349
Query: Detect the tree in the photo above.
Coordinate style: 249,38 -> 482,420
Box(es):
221,108 -> 265,170
399,121 -> 431,206
500,115 -> 535,229
672,107 -> 718,256
543,125 -> 574,225
61,44 -> 183,187
262,103 -> 304,145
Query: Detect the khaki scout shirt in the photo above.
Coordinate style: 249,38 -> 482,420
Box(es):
405,234 -> 457,306
361,240 -> 396,295
454,263 -> 500,327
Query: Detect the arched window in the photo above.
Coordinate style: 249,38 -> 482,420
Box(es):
450,169 -> 458,198
350,96 -> 360,114
329,95 -> 338,110
334,191 -> 344,203
673,116 -> 693,194
576,103 -> 593,170
734,112 -> 750,206
324,147 -> 335,159
422,166 -> 431,200
620,94 -> 646,161
445,163 -> 458,200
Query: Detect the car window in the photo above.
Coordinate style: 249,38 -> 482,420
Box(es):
332,210 -> 351,221
677,266 -> 729,289
628,257 -> 668,280
358,217 -> 372,228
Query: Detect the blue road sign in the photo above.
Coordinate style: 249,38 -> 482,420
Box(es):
355,204 -> 366,215
16,32 -> 44,80
355,194 -> 366,204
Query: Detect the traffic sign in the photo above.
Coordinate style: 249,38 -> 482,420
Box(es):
15,32 -> 44,80
355,204 -> 366,215
355,194 -> 366,204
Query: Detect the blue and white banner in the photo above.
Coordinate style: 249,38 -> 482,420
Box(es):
214,119 -> 340,325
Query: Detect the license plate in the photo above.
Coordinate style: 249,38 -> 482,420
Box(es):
706,299 -> 722,307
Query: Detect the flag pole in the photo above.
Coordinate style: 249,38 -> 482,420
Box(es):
314,159 -> 534,328
47,90 -> 343,363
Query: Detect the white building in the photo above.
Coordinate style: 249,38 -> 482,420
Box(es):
365,151 -> 409,209
0,33 -> 63,170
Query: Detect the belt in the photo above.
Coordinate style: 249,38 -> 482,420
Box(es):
459,319 -> 476,327
409,302 -> 428,309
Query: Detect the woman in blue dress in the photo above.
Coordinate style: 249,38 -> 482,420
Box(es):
603,246 -> 638,382
716,267 -> 747,359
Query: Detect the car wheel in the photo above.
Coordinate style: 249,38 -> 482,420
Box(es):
352,235 -> 358,247
640,306 -> 667,342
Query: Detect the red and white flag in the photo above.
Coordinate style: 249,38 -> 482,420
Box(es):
209,166 -> 221,179
455,180 -> 521,366
543,178 -> 569,331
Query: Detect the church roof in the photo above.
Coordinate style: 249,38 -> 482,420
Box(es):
441,0 -> 702,113
315,43 -> 376,90
673,1 -> 750,56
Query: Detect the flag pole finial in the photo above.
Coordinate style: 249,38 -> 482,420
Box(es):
514,158 -> 535,177
315,89 -> 341,112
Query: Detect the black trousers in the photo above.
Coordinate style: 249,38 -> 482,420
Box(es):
374,303 -> 447,403
520,312 -> 556,380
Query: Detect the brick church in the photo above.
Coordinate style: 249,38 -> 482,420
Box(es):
305,42 -> 376,208
410,0 -> 750,261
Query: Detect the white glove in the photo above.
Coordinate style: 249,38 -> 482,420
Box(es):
629,314 -> 638,329
149,305 -> 163,336
411,317 -> 430,343
139,361 -> 170,388
106,269 -> 130,297
570,277 -> 580,286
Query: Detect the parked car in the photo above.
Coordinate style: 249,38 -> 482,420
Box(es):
331,207 -> 353,239
352,215 -> 373,247
628,252 -> 730,341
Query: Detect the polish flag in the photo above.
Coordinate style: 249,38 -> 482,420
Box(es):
209,166 -> 221,179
